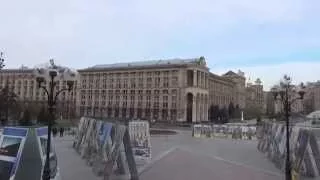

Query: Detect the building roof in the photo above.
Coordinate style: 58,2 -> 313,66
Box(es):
223,71 -> 238,76
0,68 -> 34,73
80,58 -> 206,71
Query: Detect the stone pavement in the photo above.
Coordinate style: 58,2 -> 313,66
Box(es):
53,130 -> 299,180
140,148 -> 283,180
54,136 -> 101,180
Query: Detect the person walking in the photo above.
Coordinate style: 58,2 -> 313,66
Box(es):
59,127 -> 64,137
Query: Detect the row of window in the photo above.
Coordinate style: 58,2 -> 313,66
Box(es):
81,70 -> 179,79
210,95 -> 233,105
81,77 -> 178,89
80,101 -> 177,109
81,95 -> 177,102
81,89 -> 178,95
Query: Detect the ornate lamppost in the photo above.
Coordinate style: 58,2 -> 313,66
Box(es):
34,59 -> 77,180
271,75 -> 305,180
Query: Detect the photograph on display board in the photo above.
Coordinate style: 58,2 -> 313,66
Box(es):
0,137 -> 22,157
129,122 -> 151,160
98,123 -> 112,146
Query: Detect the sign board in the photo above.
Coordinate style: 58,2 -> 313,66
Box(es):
0,127 -> 27,180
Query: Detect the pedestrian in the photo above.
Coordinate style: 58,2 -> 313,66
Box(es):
52,127 -> 57,137
60,127 -> 64,137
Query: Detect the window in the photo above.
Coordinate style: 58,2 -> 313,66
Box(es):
163,96 -> 168,101
163,102 -> 168,108
163,77 -> 169,87
154,90 -> 160,94
172,77 -> 178,86
172,96 -> 177,101
155,78 -> 160,87
163,90 -> 168,94
172,103 -> 177,108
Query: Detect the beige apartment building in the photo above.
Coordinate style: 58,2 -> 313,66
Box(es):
0,68 -> 78,119
78,57 -> 246,123
245,78 -> 264,110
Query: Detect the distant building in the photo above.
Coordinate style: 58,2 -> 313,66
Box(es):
265,91 -> 275,115
245,78 -> 264,111
273,84 -> 304,114
77,57 -> 246,123
222,70 -> 246,109
0,68 -> 78,120
304,81 -> 320,113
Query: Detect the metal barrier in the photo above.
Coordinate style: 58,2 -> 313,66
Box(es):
73,117 -> 143,179
257,121 -> 320,177
192,124 -> 257,140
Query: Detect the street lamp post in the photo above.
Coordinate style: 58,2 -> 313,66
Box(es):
271,75 -> 305,180
34,59 -> 77,180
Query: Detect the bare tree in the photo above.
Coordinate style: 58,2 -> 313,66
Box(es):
0,52 -> 5,69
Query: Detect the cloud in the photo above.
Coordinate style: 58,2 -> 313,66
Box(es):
0,0 -> 319,89
211,61 -> 320,91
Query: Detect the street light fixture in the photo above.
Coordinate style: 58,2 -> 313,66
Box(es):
34,59 -> 77,180
271,75 -> 305,180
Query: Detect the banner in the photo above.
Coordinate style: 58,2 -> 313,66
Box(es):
129,121 -> 152,163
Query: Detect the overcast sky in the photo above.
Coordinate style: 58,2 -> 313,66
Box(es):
1,0 -> 320,90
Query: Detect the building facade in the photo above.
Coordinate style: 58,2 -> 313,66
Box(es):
0,68 -> 78,119
78,57 -> 246,122
304,81 -> 320,113
245,78 -> 264,110
273,84 -> 304,114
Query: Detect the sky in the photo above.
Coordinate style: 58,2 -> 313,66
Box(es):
1,0 -> 320,90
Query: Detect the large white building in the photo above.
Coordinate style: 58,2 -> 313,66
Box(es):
77,57 -> 246,122
0,57 -> 252,123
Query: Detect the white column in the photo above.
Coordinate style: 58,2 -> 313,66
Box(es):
192,95 -> 197,122
193,70 -> 197,87
196,95 -> 200,122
